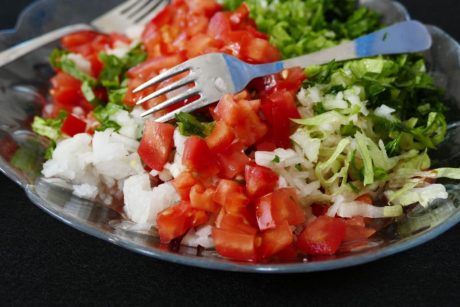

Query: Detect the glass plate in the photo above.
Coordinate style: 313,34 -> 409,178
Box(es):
1,0 -> 460,273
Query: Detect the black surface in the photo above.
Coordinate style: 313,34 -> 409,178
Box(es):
1,0 -> 460,306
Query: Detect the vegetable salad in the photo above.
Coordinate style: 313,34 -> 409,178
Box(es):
30,0 -> 460,262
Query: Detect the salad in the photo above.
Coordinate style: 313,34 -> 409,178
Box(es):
29,0 -> 460,262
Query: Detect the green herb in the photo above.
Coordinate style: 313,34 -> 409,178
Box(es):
313,102 -> 327,115
295,163 -> 302,171
175,112 -> 214,137
93,103 -> 127,132
272,155 -> 281,163
98,44 -> 147,89
340,122 -> 359,136
348,182 -> 359,193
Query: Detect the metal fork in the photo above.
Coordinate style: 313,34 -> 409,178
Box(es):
0,0 -> 167,67
134,20 -> 432,122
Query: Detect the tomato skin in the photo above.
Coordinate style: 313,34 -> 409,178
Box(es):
244,163 -> 278,199
216,142 -> 250,179
182,136 -> 218,175
138,121 -> 175,171
214,94 -> 267,147
255,194 -> 277,230
355,194 -> 373,204
260,90 -> 301,148
213,179 -> 249,215
61,114 -> 87,137
255,188 -> 305,231
311,203 -> 329,217
297,216 -> 346,255
259,221 -> 294,259
205,120 -> 235,153
189,184 -> 219,213
156,202 -> 208,243
219,213 -> 258,235
173,171 -> 198,200
343,217 -> 376,241
127,54 -> 186,79
212,228 -> 258,261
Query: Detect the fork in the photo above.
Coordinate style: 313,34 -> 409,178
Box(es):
134,20 -> 432,122
0,0 -> 167,67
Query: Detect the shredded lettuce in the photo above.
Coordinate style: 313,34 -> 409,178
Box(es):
31,112 -> 67,141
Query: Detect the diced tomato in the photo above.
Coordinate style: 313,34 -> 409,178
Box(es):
255,188 -> 305,230
344,217 -> 376,241
229,3 -> 250,26
244,37 -> 280,63
182,136 -> 218,174
128,54 -> 186,79
311,203 -> 330,217
212,228 -> 258,261
259,221 -> 294,259
297,216 -> 346,255
345,216 -> 366,227
219,213 -> 258,235
260,90 -> 301,148
189,184 -> 219,212
61,31 -> 110,60
185,34 -> 220,58
61,31 -> 99,52
213,179 -> 248,214
344,225 -> 376,242
138,121 -> 175,171
214,94 -> 267,146
109,32 -> 131,45
216,142 -> 250,179
207,12 -> 232,41
60,114 -> 87,137
173,171 -> 198,200
356,194 -> 373,204
205,120 -> 235,152
244,163 -> 278,198
156,202 -> 208,243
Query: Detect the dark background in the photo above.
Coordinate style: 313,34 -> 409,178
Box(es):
1,0 -> 459,306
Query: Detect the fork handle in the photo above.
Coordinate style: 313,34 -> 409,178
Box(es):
0,24 -> 93,67
252,20 -> 431,75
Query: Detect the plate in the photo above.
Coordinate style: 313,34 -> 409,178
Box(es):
1,0 -> 460,273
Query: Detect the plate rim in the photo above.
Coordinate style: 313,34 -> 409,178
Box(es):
1,0 -> 460,273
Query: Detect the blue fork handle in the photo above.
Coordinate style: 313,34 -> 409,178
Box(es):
250,20 -> 432,77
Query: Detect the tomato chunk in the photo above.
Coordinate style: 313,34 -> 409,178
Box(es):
255,188 -> 305,230
259,221 -> 294,259
205,120 -> 235,152
212,228 -> 258,261
297,216 -> 346,255
190,184 -> 219,213
214,94 -> 267,146
138,121 -> 175,171
245,163 -> 278,198
213,179 -> 249,214
356,194 -> 373,204
260,90 -> 301,148
61,114 -> 87,137
344,217 -> 376,241
182,136 -> 218,174
172,171 -> 198,200
156,202 -> 209,243
219,212 -> 258,235
216,142 -> 250,179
